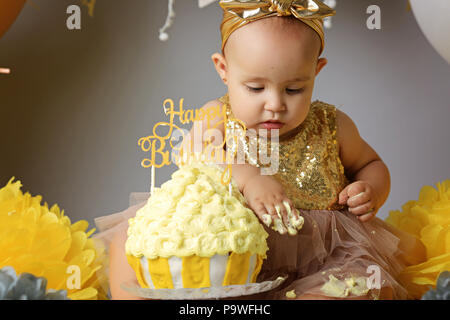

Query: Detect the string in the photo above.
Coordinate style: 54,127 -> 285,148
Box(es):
159,0 -> 176,41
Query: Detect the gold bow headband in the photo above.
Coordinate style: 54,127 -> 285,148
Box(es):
220,0 -> 336,56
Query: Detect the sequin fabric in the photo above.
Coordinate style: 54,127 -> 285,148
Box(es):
219,93 -> 349,210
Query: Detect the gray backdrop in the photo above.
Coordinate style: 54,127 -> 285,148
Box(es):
1,0 -> 449,230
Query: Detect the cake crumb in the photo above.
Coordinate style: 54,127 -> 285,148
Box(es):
286,290 -> 297,299
320,274 -> 370,298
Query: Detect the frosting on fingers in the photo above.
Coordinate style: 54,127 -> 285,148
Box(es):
283,201 -> 304,230
273,204 -> 288,235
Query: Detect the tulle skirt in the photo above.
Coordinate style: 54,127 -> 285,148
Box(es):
94,194 -> 426,300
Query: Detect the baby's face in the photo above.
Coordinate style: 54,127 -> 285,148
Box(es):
213,17 -> 327,139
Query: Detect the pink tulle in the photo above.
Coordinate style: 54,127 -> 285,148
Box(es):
94,201 -> 425,300
93,201 -> 146,249
251,209 -> 425,299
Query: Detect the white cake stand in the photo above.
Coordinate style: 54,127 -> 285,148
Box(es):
121,276 -> 287,300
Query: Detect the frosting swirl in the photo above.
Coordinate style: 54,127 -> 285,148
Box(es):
125,162 -> 269,259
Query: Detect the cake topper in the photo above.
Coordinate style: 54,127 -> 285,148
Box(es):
138,98 -> 248,196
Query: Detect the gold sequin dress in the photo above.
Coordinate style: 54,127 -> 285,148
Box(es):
220,93 -> 349,211
217,93 -> 425,300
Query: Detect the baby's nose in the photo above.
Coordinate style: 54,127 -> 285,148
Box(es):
264,101 -> 286,113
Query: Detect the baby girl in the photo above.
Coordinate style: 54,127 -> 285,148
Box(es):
105,0 -> 425,300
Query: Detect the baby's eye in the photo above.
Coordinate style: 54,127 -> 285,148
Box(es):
286,88 -> 304,94
246,86 -> 264,92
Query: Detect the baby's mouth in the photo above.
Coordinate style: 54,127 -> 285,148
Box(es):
259,121 -> 285,130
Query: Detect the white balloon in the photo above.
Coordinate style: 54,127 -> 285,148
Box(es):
410,0 -> 450,65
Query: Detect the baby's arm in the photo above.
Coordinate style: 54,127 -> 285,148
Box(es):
181,99 -> 301,235
336,109 -> 391,222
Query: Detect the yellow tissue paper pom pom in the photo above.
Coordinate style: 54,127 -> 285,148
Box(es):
0,177 -> 108,300
386,179 -> 450,299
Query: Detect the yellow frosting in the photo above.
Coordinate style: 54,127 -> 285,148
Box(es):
320,274 -> 370,298
147,257 -> 174,289
285,289 -> 297,299
125,162 -> 269,259
181,255 -> 211,288
222,252 -> 251,286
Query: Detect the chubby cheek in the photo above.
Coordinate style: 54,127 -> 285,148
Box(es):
292,90 -> 313,119
230,103 -> 261,128
228,92 -> 262,127
283,100 -> 310,131
293,107 -> 310,126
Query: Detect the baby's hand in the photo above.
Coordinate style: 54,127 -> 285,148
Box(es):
242,175 -> 304,235
338,181 -> 379,222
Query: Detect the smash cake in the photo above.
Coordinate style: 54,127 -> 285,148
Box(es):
125,161 -> 270,290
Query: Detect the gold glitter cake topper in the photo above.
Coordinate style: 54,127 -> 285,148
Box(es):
138,98 -> 248,188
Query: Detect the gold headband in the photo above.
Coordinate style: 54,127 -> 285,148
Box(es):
220,0 -> 336,56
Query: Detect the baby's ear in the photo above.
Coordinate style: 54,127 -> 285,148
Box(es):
315,57 -> 328,76
211,52 -> 228,84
